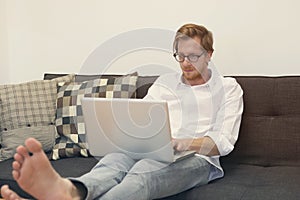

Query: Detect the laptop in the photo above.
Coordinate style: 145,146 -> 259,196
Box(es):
81,97 -> 195,163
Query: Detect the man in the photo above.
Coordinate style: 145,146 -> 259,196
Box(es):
1,23 -> 243,200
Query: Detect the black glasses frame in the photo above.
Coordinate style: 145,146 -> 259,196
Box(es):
173,51 -> 205,63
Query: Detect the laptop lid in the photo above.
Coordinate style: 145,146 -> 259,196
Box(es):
81,97 -> 176,163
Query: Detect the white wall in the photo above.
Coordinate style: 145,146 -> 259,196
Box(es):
1,0 -> 300,84
0,0 -> 10,84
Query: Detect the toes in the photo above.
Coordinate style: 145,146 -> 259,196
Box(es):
25,138 -> 42,153
1,185 -> 14,200
16,145 -> 29,159
12,161 -> 21,171
14,152 -> 24,164
0,185 -> 9,196
1,185 -> 22,200
12,170 -> 20,181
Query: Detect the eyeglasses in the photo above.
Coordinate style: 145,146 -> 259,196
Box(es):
173,51 -> 205,63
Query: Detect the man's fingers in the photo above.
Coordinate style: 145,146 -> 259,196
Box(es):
172,139 -> 179,150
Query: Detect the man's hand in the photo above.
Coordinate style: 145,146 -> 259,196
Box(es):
172,138 -> 194,152
172,137 -> 220,156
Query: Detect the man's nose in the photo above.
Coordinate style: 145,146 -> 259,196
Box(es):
182,57 -> 191,65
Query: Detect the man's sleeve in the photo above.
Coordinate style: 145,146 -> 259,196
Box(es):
204,78 -> 244,156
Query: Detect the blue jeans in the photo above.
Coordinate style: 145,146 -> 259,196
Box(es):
71,153 -> 211,200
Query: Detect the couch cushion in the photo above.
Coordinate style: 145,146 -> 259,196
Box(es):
1,160 -> 299,200
222,76 -> 300,167
0,74 -> 75,161
51,74 -> 138,160
160,164 -> 300,200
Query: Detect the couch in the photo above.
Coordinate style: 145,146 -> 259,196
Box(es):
0,74 -> 300,200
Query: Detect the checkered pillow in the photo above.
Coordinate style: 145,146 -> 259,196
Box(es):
51,74 -> 138,160
0,74 -> 75,161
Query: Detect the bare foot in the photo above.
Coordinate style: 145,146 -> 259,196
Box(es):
1,185 -> 25,200
8,138 -> 81,200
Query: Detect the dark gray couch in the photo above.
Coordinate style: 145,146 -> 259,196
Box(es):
1,74 -> 300,200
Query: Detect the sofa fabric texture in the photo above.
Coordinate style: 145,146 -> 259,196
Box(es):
0,74 -> 299,200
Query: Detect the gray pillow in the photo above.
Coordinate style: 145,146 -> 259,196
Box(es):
0,74 -> 75,161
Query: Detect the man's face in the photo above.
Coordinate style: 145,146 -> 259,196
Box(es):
176,37 -> 211,84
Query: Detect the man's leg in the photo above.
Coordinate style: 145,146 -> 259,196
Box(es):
99,156 -> 211,200
0,138 -> 81,200
70,153 -> 136,199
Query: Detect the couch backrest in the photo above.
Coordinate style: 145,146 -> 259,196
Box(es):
44,74 -> 300,167
221,76 -> 300,167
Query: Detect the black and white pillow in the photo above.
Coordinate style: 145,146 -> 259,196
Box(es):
51,74 -> 138,160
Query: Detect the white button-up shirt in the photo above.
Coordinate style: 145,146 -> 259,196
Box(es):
144,67 -> 244,181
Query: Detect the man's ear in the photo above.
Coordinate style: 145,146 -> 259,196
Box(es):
206,51 -> 213,61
